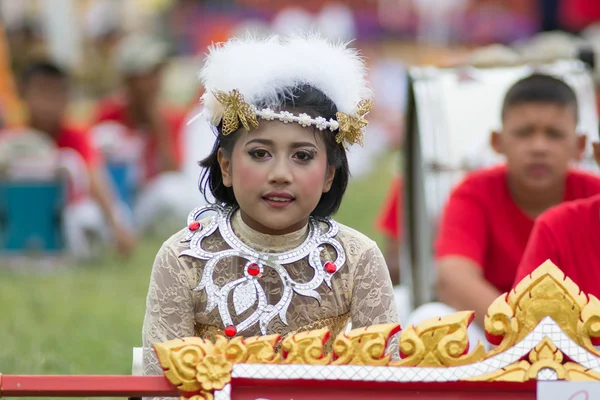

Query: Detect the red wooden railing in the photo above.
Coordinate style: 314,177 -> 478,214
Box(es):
0,375 -> 538,399
0,375 -> 177,398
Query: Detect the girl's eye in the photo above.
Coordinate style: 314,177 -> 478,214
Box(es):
249,149 -> 270,159
294,151 -> 315,161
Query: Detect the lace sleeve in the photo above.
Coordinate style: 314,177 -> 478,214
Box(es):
350,243 -> 400,357
142,241 -> 196,377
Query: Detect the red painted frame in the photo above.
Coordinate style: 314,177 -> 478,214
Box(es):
0,375 -> 538,398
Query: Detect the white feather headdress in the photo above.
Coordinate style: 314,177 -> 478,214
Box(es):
198,33 -> 373,147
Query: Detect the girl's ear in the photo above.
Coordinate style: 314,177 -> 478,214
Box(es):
217,148 -> 233,187
323,165 -> 336,193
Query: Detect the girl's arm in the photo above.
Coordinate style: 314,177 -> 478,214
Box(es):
350,243 -> 400,357
142,242 -> 196,376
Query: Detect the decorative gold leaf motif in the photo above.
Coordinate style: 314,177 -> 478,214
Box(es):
281,328 -> 331,365
154,262 -> 600,395
195,354 -> 232,391
182,392 -> 214,400
392,311 -> 485,367
332,323 -> 400,366
335,99 -> 373,147
244,334 -> 281,363
213,89 -> 259,136
486,261 -> 596,356
467,360 -> 531,382
155,337 -> 209,393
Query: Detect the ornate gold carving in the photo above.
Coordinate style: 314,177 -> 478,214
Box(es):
467,360 -> 531,383
155,263 -> 600,394
485,261 -> 600,356
335,99 -> 373,147
281,328 -> 331,365
182,393 -> 214,400
391,311 -> 486,367
332,323 -> 400,366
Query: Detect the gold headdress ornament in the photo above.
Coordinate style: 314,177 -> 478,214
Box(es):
214,89 -> 259,136
335,99 -> 373,147
214,89 -> 372,148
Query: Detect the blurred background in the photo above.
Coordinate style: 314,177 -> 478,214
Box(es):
1,0 -> 600,386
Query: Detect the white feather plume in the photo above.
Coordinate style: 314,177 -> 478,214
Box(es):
199,33 -> 372,125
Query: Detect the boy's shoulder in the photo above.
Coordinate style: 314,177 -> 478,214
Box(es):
447,164 -> 508,203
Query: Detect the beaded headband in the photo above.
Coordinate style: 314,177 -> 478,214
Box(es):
214,89 -> 372,147
198,34 -> 374,148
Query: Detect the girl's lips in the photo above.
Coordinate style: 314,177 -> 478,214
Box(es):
262,197 -> 294,209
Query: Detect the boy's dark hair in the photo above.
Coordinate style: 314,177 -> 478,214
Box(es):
501,73 -> 578,121
199,84 -> 350,218
20,61 -> 68,88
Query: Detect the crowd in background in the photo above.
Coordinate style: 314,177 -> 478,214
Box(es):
1,0 -> 600,329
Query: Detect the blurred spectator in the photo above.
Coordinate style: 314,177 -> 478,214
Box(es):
78,0 -> 123,98
17,61 -> 136,258
407,74 -> 600,347
91,34 -> 196,236
376,176 -> 403,286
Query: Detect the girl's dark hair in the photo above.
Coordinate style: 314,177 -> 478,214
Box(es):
199,84 -> 350,218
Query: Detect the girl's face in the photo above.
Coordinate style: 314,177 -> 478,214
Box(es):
218,120 -> 336,235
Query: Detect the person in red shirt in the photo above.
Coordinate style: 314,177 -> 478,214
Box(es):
406,73 -> 600,345
19,61 -> 136,257
376,176 -> 403,286
90,34 -> 195,235
514,141 -> 600,298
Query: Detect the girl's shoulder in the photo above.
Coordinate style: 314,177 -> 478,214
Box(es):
158,214 -> 217,257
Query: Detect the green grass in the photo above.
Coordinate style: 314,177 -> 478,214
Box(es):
0,154 -> 397,396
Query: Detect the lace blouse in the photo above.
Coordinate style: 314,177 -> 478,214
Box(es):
142,209 -> 399,378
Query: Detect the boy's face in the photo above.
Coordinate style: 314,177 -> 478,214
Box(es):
492,102 -> 585,192
124,66 -> 163,106
22,74 -> 68,130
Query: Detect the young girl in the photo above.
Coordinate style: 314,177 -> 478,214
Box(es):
142,34 -> 399,375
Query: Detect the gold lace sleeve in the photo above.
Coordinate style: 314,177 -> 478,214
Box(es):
142,237 -> 197,378
350,243 -> 400,357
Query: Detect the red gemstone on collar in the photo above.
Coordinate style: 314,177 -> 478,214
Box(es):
224,325 -> 237,337
247,263 -> 260,276
188,221 -> 201,231
324,262 -> 336,274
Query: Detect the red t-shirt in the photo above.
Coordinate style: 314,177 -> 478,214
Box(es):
376,177 -> 404,241
435,165 -> 600,294
93,96 -> 185,182
55,126 -> 100,168
514,193 -> 600,298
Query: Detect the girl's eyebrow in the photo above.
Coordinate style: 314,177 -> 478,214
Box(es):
245,138 -> 317,149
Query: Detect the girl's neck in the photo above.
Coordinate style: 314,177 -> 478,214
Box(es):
239,209 -> 309,235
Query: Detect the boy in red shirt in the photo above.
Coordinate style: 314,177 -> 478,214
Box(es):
19,61 -> 136,257
514,142 -> 600,298
90,34 -> 195,234
406,74 -> 600,344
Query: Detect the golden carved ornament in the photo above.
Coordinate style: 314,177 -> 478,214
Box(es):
469,337 -> 600,382
182,392 -> 214,400
281,328 -> 332,365
391,311 -> 486,367
332,323 -> 400,366
154,262 -> 600,395
484,261 -> 600,357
